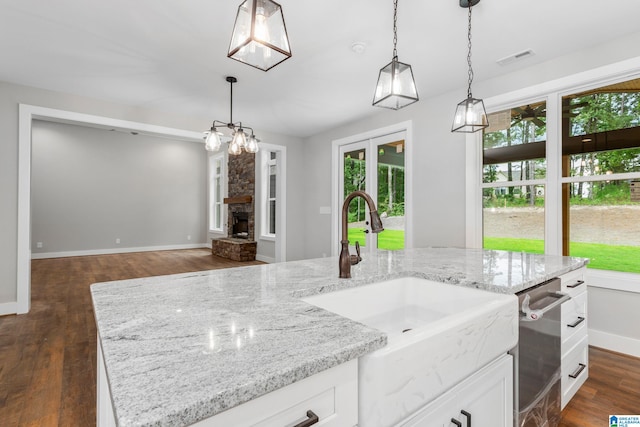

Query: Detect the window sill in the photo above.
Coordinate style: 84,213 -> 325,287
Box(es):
586,268 -> 640,294
260,235 -> 276,242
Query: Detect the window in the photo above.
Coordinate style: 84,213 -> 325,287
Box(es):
472,76 -> 640,275
482,101 -> 547,253
261,150 -> 277,238
209,153 -> 225,232
561,81 -> 640,273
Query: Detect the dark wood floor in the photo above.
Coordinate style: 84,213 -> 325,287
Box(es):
1,249 -> 638,426
559,346 -> 640,427
0,249 -> 263,427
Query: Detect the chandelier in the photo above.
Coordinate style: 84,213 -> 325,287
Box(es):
204,76 -> 259,155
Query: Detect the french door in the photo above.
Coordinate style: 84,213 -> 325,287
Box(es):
338,130 -> 406,253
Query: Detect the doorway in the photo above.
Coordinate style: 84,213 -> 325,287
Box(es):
332,121 -> 413,256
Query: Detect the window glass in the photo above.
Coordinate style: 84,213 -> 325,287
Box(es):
482,102 -> 547,254
483,185 -> 545,253
561,79 -> 640,273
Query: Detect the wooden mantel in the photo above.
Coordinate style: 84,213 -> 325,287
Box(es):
223,195 -> 252,204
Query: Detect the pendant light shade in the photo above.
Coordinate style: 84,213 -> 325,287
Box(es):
373,57 -> 419,110
373,0 -> 418,110
451,0 -> 488,133
452,96 -> 488,133
228,0 -> 292,71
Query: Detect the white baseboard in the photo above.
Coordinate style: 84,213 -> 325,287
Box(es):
589,328 -> 640,358
0,301 -> 19,317
256,254 -> 275,264
31,243 -> 210,259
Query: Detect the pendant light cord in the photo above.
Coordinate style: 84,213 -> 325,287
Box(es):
466,2 -> 474,98
392,0 -> 398,59
229,79 -> 234,124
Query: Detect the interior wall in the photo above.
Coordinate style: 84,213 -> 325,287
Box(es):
0,81 -> 305,309
31,120 -> 207,254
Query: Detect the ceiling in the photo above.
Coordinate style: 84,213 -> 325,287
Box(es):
2,0 -> 640,138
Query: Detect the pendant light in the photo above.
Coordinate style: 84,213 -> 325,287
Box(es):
372,0 -> 419,110
451,0 -> 488,133
204,76 -> 260,155
228,0 -> 292,71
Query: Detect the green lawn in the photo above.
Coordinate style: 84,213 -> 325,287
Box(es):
347,228 -> 405,250
484,237 -> 640,273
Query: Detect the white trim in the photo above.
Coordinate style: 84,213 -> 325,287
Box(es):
545,93 -> 562,256
0,302 -> 20,317
560,171 -> 640,184
208,152 -> 227,234
481,179 -> 547,189
589,329 -> 640,358
331,120 -> 413,256
587,269 -> 640,294
255,254 -> 275,264
17,104 -> 205,315
31,244 -> 210,259
259,235 -> 276,242
256,143 -> 287,263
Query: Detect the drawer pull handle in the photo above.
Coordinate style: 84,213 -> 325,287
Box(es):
461,410 -> 471,427
569,363 -> 587,379
451,418 -> 462,427
293,410 -> 319,427
567,280 -> 585,289
567,316 -> 585,328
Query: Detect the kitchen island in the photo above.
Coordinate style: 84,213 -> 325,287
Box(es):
91,247 -> 588,427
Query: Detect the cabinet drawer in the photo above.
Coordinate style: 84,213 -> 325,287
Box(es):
561,290 -> 587,354
193,359 -> 358,427
561,336 -> 589,409
559,268 -> 586,297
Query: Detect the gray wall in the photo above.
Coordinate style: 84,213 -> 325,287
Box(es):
31,120 -> 207,254
0,81 -> 305,306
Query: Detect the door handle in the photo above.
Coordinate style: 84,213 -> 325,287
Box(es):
461,410 -> 471,427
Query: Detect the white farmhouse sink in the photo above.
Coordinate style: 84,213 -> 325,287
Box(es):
303,276 -> 518,427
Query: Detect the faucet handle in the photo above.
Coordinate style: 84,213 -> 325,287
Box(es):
350,241 -> 362,265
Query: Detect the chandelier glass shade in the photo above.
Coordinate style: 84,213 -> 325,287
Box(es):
451,0 -> 488,133
204,77 -> 259,155
373,0 -> 418,110
228,0 -> 292,71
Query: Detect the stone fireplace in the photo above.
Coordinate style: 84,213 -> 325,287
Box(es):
211,152 -> 257,261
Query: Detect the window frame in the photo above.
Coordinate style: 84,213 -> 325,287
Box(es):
261,150 -> 277,240
208,151 -> 226,234
466,59 -> 640,291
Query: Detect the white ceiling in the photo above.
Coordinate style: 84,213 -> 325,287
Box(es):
1,0 -> 639,138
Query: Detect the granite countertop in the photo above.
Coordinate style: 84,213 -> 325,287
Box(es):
90,247 -> 588,427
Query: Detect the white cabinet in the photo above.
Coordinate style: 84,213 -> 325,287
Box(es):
398,355 -> 513,427
559,267 -> 589,409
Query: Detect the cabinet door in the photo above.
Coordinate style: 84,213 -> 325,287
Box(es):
400,355 -> 513,427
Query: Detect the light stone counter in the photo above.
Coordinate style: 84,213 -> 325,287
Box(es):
90,247 -> 587,427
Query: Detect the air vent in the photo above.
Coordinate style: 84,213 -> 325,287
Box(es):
496,49 -> 535,66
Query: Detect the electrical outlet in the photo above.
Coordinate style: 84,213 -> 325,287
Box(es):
36,242 -> 43,249
187,235 -> 191,241
115,238 -> 121,244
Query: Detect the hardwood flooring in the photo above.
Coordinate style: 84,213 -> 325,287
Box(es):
0,250 -> 638,426
0,249 -> 263,427
559,346 -> 640,427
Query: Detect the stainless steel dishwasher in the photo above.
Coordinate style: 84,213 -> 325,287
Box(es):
510,278 -> 571,427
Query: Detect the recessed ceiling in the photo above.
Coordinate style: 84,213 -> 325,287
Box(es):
1,0 -> 639,138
